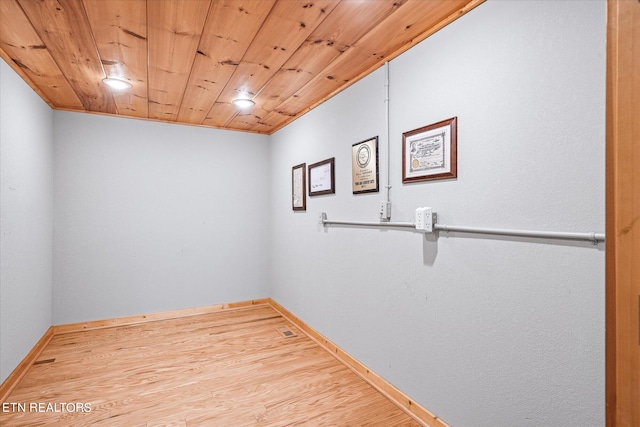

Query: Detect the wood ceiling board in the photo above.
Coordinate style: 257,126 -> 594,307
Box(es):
201,101 -> 239,129
256,0 -> 406,113
249,109 -> 294,134
226,105 -> 271,130
247,120 -> 275,135
17,0 -> 117,113
147,0 -> 211,121
0,0 -> 84,110
177,0 -> 276,125
82,0 -> 148,118
209,0 -> 339,128
231,0 -> 339,83
271,0 -> 478,129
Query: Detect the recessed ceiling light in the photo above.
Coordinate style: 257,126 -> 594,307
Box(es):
102,77 -> 132,90
232,98 -> 255,108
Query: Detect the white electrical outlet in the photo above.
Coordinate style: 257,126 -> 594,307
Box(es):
319,212 -> 327,225
379,201 -> 391,220
415,207 -> 433,232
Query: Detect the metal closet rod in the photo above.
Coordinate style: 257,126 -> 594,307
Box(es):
320,213 -> 605,243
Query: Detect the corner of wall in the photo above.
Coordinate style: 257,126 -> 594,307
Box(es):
0,58 -> 54,383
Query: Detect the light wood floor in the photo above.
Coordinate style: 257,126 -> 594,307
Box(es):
1,305 -> 421,426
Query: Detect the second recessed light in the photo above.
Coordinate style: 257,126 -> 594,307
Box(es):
102,77 -> 132,90
232,98 -> 255,108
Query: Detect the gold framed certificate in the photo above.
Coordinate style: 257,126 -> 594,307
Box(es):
292,163 -> 306,211
352,136 -> 379,194
402,117 -> 457,183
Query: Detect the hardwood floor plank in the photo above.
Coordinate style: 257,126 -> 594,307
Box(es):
1,306 -> 422,426
0,327 -> 55,402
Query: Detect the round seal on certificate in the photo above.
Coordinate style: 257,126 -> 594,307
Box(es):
356,144 -> 371,168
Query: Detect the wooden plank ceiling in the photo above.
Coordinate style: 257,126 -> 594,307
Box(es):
0,0 -> 482,134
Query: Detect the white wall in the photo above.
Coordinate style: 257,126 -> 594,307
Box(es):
269,1 -> 605,426
53,112 -> 270,324
0,59 -> 54,383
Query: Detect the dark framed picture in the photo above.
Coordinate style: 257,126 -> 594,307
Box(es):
402,117 -> 457,183
352,136 -> 379,194
292,163 -> 306,211
308,157 -> 335,196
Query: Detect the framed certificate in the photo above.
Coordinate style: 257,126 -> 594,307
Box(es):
402,117 -> 457,183
308,157 -> 335,196
292,163 -> 306,211
352,136 -> 379,194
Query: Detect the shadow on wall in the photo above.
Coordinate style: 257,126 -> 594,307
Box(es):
423,233 -> 438,266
